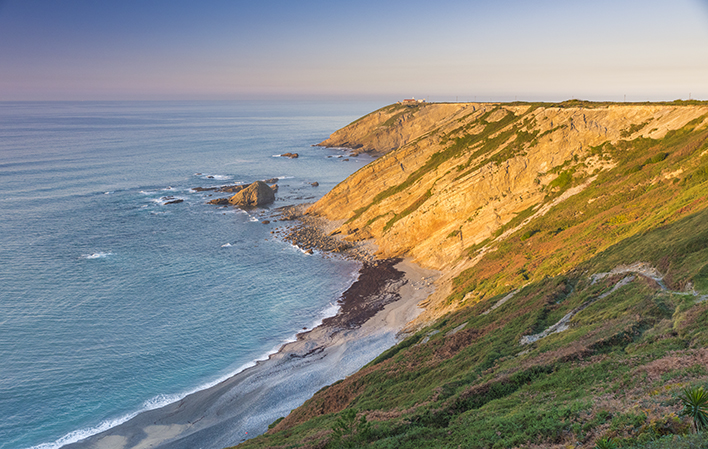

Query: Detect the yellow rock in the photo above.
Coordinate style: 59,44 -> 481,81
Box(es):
309,102 -> 708,272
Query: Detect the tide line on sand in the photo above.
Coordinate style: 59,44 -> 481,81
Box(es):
63,258 -> 439,449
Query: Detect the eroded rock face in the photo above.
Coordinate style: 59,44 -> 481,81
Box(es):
228,181 -> 276,206
309,102 -> 708,270
317,103 -> 466,155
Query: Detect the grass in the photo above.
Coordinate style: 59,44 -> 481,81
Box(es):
238,218 -> 708,448
450,116 -> 708,303
232,103 -> 708,449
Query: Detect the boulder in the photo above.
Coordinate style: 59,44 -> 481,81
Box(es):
228,181 -> 275,207
208,198 -> 229,205
281,152 -> 299,158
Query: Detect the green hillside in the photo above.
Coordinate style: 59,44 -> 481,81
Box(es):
234,103 -> 708,449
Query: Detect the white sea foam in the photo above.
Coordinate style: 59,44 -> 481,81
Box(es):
27,410 -> 142,449
81,252 -> 112,259
151,196 -> 185,206
221,243 -> 233,248
141,393 -> 183,411
196,173 -> 232,180
207,208 -> 246,215
29,263 -> 359,449
27,389 -> 197,449
287,243 -> 312,255
303,302 -> 341,331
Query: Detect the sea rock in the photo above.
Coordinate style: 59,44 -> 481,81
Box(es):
281,152 -> 299,158
311,182 -> 319,187
217,184 -> 246,193
228,181 -> 276,207
263,178 -> 279,184
161,196 -> 183,205
207,198 -> 229,205
270,184 -> 279,193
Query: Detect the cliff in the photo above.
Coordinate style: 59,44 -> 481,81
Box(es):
236,101 -> 708,449
308,101 -> 708,323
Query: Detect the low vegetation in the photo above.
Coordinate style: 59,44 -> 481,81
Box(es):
233,102 -> 708,449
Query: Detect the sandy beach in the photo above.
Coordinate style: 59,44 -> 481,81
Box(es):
64,258 -> 438,449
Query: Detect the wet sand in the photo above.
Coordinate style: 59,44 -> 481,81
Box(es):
64,259 -> 438,449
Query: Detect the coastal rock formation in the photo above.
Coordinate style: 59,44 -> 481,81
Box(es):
227,181 -> 275,206
218,184 -> 247,193
239,101 -> 708,449
310,102 -> 708,270
202,182 -> 278,205
316,103 -> 468,155
308,101 -> 708,322
281,152 -> 299,158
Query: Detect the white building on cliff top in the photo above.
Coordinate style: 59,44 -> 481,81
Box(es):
399,97 -> 426,105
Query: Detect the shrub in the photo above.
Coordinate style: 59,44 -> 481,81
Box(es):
596,437 -> 619,449
678,385 -> 708,433
329,409 -> 371,448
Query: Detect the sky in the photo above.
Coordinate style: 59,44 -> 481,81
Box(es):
0,0 -> 707,102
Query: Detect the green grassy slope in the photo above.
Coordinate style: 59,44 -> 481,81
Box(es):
234,103 -> 708,449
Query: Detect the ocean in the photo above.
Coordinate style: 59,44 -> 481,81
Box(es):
0,100 -> 382,449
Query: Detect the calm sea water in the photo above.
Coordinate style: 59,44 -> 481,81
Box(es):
0,100 -> 382,449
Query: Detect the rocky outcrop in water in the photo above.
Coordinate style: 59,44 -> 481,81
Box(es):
228,181 -> 275,206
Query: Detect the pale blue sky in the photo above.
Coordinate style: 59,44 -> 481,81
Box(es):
1,0 -> 707,101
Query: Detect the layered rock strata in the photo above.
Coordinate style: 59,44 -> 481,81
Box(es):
307,101 -> 708,322
310,102 -> 708,270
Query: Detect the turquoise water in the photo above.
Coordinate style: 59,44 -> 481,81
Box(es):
0,101 -> 381,449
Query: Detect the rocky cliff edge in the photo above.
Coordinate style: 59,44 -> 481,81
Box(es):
308,101 -> 708,323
